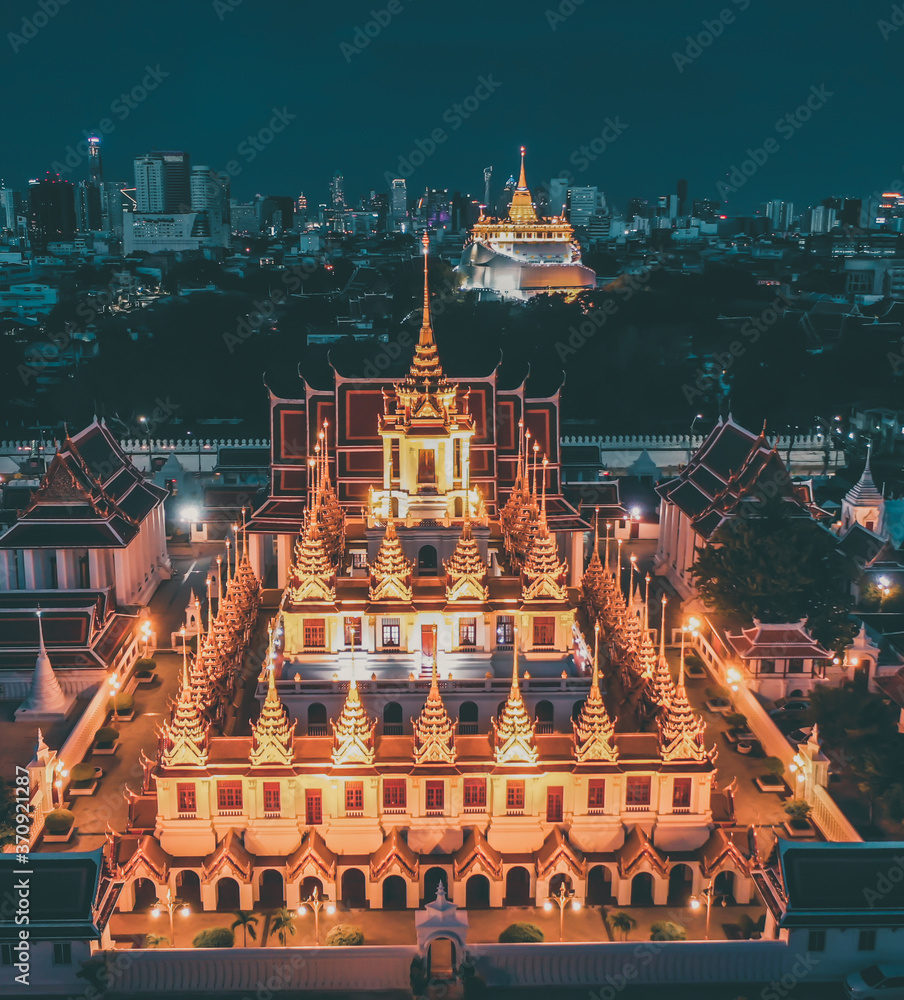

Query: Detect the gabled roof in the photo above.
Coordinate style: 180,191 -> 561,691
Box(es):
201,828 -> 253,883
454,826 -> 503,881
370,826 -> 418,881
615,825 -> 668,878
287,828 -> 337,882
727,619 -> 830,661
116,833 -> 173,882
655,418 -> 815,540
0,419 -> 167,550
698,828 -> 751,878
536,826 -> 584,879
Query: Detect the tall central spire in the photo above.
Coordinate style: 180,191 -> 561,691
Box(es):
409,231 -> 443,383
508,145 -> 538,224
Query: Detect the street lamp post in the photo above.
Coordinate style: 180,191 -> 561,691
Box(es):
543,881 -> 581,942
52,760 -> 68,808
297,885 -> 335,946
151,887 -> 190,947
689,880 -> 726,940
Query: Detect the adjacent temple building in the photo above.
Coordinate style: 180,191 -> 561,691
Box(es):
457,149 -> 597,301
112,238 -> 754,917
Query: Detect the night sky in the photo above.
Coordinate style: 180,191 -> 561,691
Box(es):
2,0 -> 901,214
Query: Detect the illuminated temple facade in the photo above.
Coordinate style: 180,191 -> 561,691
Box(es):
456,149 -> 597,301
112,239 -> 753,916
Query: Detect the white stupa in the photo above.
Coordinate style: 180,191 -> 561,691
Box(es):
16,610 -> 77,723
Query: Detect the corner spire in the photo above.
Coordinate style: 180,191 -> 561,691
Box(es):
412,635 -> 457,765
658,654 -> 708,762
573,623 -> 618,762
331,673 -> 377,765
250,663 -> 296,766
160,636 -> 210,767
492,639 -> 538,765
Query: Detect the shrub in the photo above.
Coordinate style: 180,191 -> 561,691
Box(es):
69,763 -> 96,788
325,924 -> 364,947
684,653 -> 705,669
135,657 -> 156,672
705,685 -> 730,701
192,927 -> 234,948
109,692 -> 134,714
784,799 -> 813,823
498,922 -> 544,943
650,921 -> 687,941
725,712 -> 748,730
145,933 -> 169,948
762,756 -> 785,779
95,726 -> 120,748
409,956 -> 428,993
44,808 -> 75,834
462,971 -> 487,998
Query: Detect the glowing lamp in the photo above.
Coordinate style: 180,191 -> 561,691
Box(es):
571,900 -> 582,911
151,907 -> 161,918
690,897 -> 701,911
297,906 -> 307,916
543,901 -> 553,912
180,906 -> 190,917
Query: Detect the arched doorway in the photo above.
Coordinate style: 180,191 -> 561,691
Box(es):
341,868 -> 367,908
459,701 -> 478,735
572,700 -> 584,722
133,877 -> 157,911
383,701 -> 403,735
300,876 -> 323,902
714,870 -> 735,903
307,702 -> 327,736
428,938 -> 456,980
216,876 -> 240,911
549,873 -> 573,897
423,867 -> 447,904
668,864 -> 693,906
259,869 -> 284,908
536,700 -> 554,734
504,866 -> 531,906
176,870 -> 201,910
453,497 -> 464,517
382,875 -> 407,910
465,874 -> 490,909
586,866 -> 614,906
630,872 -> 654,906
418,545 -> 438,574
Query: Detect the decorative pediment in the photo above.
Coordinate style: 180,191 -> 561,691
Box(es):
536,826 -> 585,880
615,825 -> 669,879
453,827 -> 503,881
287,828 -> 337,883
331,679 -> 376,765
201,829 -> 254,884
370,827 -> 419,882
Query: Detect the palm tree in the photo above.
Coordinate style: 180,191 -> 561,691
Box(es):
607,911 -> 637,941
231,910 -> 259,947
271,906 -> 296,947
145,933 -> 169,949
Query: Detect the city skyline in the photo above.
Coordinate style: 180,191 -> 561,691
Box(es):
3,0 -> 902,212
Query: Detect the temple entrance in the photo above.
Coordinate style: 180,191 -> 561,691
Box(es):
587,866 -> 614,906
668,865 -> 693,906
417,449 -> 436,486
216,877 -> 240,911
259,869 -> 285,908
424,867 -> 447,904
714,870 -> 736,903
175,870 -> 201,910
549,873 -> 573,897
630,872 -> 654,906
133,878 -> 157,911
382,875 -> 407,910
300,876 -> 323,901
428,938 -> 456,980
341,868 -> 367,908
504,866 -> 531,906
418,545 -> 438,573
465,874 -> 490,909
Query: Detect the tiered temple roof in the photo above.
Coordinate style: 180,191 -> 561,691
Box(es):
658,659 -> 708,763
412,648 -> 457,765
331,676 -> 377,765
444,517 -> 488,603
369,520 -> 414,603
492,646 -> 538,765
249,665 -> 296,766
159,647 -> 210,767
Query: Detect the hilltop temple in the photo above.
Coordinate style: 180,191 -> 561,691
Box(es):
456,148 -> 597,301
110,237 -> 752,917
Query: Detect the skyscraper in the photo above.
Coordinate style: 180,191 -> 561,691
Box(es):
88,136 -> 103,188
566,186 -> 598,228
134,156 -> 165,213
0,184 -> 22,232
27,173 -> 76,244
764,200 -> 794,232
134,151 -> 190,212
190,166 -> 230,246
677,178 -> 688,216
75,180 -> 102,231
101,181 -> 127,236
390,178 -> 407,229
330,172 -> 345,209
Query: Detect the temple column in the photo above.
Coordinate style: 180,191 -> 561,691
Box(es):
200,881 -> 216,911
276,534 -> 292,589
570,530 -> 583,588
248,532 -> 266,581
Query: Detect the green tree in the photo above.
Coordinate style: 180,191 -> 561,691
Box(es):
607,911 -> 637,941
230,910 -> 259,947
0,775 -> 25,847
650,921 -> 687,941
690,497 -> 855,652
271,907 -> 296,946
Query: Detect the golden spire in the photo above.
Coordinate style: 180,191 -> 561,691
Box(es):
508,146 -> 539,224
250,663 -> 296,766
522,463 -> 568,603
492,640 -> 538,765
160,634 -> 210,767
658,656 -> 708,762
287,511 -> 336,604
650,595 -> 676,708
369,519 -> 413,602
412,635 -> 457,764
581,508 -> 606,615
573,623 -> 618,762
331,675 -> 376,766
445,513 -> 488,602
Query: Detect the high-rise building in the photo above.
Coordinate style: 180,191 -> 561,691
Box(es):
764,200 -> 794,232
0,184 -> 22,232
260,195 -> 295,234
75,180 -> 102,231
190,166 -> 230,246
692,199 -> 720,222
657,194 -> 679,221
841,198 -> 862,228
876,193 -> 904,230
330,172 -> 345,209
566,186 -> 598,228
134,156 -> 165,213
134,151 -> 190,212
27,173 -> 76,244
101,181 -> 127,236
88,136 -> 103,188
230,200 -> 261,236
390,178 -> 408,229
804,205 -> 836,234
548,177 -> 570,217
626,197 -> 649,219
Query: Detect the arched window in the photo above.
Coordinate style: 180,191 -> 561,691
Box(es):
307,702 -> 327,736
382,875 -> 407,910
384,701 -> 403,735
572,700 -> 584,721
341,868 -> 367,908
536,700 -> 554,734
459,701 -> 478,735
